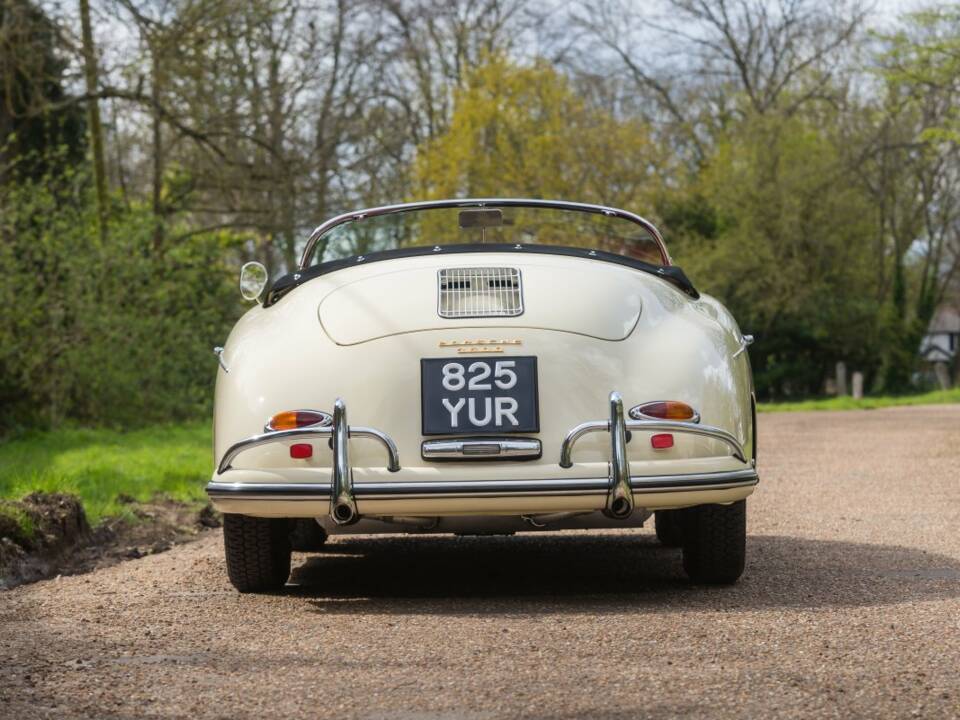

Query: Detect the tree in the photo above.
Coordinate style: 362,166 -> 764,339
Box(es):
414,55 -> 666,209
668,109 -> 881,397
0,0 -> 85,184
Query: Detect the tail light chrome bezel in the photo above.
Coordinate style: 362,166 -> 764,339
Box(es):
628,401 -> 701,424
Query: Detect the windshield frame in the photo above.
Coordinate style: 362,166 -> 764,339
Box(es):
298,198 -> 671,269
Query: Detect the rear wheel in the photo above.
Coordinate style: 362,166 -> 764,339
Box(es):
654,510 -> 684,547
680,501 -> 746,585
223,514 -> 292,593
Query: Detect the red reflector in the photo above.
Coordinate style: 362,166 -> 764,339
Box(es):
289,443 -> 313,459
651,433 -> 674,450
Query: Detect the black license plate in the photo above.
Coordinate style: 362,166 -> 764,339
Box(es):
421,357 -> 539,435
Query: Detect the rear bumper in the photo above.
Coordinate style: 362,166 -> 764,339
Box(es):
207,468 -> 757,501
206,467 -> 757,518
209,391 -> 757,520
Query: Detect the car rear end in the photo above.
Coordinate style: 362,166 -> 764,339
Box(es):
208,201 -> 757,591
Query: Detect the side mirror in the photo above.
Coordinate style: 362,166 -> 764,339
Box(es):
239,261 -> 268,302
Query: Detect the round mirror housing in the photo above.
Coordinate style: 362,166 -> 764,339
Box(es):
239,261 -> 268,302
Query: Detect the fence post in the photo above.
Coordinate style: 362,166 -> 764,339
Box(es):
836,362 -> 848,396
852,372 -> 863,400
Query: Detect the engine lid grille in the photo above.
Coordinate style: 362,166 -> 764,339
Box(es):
437,267 -> 523,318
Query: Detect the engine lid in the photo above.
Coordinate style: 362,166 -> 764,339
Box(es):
319,259 -> 642,345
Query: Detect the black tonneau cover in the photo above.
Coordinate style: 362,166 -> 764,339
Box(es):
264,243 -> 699,307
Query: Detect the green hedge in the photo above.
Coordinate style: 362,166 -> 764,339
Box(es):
0,176 -> 245,432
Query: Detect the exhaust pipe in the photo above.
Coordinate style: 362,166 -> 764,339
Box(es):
332,501 -> 357,525
606,496 -> 633,519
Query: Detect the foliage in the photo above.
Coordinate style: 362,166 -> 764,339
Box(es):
0,0 -> 85,183
0,422 -> 212,523
879,7 -> 960,144
666,110 -> 883,397
0,174 -> 245,432
0,0 -> 958,431
413,55 -> 666,208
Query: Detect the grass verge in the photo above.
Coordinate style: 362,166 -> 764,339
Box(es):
759,387 -> 960,413
0,422 -> 212,525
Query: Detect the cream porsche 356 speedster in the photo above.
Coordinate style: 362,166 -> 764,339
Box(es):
208,199 -> 757,592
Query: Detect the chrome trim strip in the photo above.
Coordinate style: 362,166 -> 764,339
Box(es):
299,198 -> 670,269
205,469 -> 758,502
606,392 -> 634,518
422,438 -> 542,460
560,403 -> 747,468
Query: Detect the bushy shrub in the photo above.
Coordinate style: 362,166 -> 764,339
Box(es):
0,175 -> 245,431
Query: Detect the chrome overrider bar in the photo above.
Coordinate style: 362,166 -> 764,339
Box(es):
559,391 -> 749,519
215,398 -> 400,525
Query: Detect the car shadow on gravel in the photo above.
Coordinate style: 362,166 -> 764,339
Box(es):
288,532 -> 960,615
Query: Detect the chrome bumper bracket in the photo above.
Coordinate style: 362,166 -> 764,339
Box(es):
606,392 -> 634,518
215,397 -> 400,525
560,395 -> 748,468
559,390 -> 750,519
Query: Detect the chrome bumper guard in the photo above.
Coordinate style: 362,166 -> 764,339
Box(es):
559,391 -> 749,519
210,392 -> 755,521
216,398 -> 400,525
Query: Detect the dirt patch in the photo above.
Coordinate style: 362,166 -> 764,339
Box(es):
0,492 -> 219,590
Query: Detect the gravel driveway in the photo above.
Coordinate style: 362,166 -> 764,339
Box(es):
2,406 -> 959,719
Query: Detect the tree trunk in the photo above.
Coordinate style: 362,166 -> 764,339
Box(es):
78,0 -> 109,243
151,48 -> 164,251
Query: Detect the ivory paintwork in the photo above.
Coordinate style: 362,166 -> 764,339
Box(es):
211,250 -> 756,524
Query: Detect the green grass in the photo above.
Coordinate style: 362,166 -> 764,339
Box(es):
759,387 -> 960,413
0,423 -> 212,525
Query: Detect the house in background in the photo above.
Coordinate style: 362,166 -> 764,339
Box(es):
919,304 -> 960,388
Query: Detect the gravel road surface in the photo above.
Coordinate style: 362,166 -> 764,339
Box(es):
3,406 -> 960,719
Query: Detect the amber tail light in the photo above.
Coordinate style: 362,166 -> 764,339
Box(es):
628,401 -> 699,423
266,410 -> 332,432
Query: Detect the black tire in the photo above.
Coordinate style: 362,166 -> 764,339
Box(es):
223,514 -> 292,593
680,500 -> 746,585
654,510 -> 684,547
289,518 -> 328,552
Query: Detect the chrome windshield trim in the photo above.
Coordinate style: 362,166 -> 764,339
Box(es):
299,198 -> 670,269
205,469 -> 758,502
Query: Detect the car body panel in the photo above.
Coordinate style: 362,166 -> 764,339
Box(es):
211,244 -> 755,527
318,256 -> 643,344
